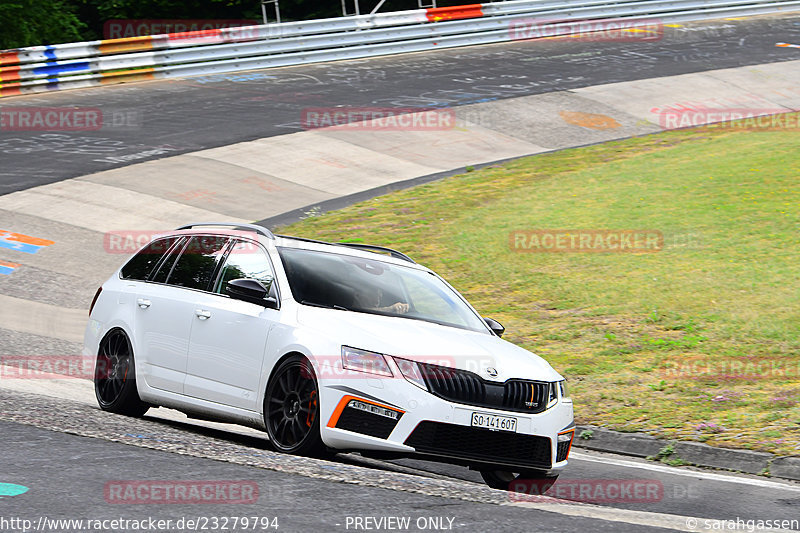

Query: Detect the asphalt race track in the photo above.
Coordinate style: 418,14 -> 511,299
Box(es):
2,391 -> 800,532
2,16 -> 800,193
2,12 -> 800,533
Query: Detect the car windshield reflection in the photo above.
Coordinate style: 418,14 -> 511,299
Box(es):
277,247 -> 488,333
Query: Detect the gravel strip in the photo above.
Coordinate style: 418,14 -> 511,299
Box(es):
0,388 -> 510,504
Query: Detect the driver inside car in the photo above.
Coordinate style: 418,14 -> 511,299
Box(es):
352,286 -> 410,315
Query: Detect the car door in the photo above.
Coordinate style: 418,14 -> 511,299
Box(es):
184,238 -> 279,411
135,234 -> 229,394
128,235 -> 188,394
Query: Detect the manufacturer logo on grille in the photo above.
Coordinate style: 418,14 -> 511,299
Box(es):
485,367 -> 498,377
525,401 -> 540,408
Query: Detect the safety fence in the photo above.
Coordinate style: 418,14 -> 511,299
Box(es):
1,0 -> 799,97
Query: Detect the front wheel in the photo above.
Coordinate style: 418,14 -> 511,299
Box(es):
264,355 -> 327,456
94,329 -> 149,417
480,470 -> 559,493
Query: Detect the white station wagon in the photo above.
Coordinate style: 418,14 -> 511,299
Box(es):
85,222 -> 574,490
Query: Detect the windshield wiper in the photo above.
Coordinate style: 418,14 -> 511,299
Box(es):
300,300 -> 352,311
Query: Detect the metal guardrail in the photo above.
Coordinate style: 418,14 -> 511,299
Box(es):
1,0 -> 799,97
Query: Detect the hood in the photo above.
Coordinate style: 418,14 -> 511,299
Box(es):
296,305 -> 562,383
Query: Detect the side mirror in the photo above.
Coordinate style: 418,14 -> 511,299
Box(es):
227,278 -> 278,309
483,317 -> 505,337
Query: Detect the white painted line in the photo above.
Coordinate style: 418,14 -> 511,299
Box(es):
507,499 -> 796,533
570,451 -> 800,493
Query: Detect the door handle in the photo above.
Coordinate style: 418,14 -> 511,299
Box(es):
195,309 -> 212,320
136,298 -> 151,309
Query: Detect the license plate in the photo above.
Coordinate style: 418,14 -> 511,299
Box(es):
470,412 -> 518,432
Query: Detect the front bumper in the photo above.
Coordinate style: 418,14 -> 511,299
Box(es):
318,376 -> 574,473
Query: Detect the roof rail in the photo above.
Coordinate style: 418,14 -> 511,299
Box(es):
337,242 -> 415,264
275,234 -> 415,264
275,234 -> 330,246
175,222 -> 275,239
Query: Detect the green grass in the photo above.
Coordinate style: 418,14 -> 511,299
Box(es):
280,119 -> 800,455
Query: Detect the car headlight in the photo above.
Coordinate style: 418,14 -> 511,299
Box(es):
341,346 -> 393,377
393,357 -> 428,390
559,380 -> 570,400
548,382 -> 558,407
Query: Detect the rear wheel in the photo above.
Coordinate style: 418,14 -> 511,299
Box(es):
94,329 -> 149,417
480,470 -> 559,493
264,355 -> 327,456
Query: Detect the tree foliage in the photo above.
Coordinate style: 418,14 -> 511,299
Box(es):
1,0 -> 459,50
0,0 -> 86,49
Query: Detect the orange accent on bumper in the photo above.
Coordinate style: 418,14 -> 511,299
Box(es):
426,4 -> 484,22
558,428 -> 575,461
327,395 -> 405,428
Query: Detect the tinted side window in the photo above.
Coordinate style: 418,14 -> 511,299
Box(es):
213,240 -> 276,296
167,236 -> 229,291
151,237 -> 187,284
120,237 -> 180,281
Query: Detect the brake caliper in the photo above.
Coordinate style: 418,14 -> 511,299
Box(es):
305,390 -> 318,427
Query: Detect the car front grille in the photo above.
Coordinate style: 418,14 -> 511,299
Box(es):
404,421 -> 552,470
418,363 -> 554,414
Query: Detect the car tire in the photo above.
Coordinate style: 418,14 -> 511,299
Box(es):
480,469 -> 559,493
94,329 -> 149,417
264,354 -> 327,457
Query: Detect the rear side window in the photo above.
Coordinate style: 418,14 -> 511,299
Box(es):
120,237 -> 180,281
151,237 -> 187,284
167,235 -> 229,291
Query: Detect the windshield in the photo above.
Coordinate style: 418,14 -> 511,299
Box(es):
277,247 -> 489,333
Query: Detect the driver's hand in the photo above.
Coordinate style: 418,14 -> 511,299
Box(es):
389,302 -> 410,314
